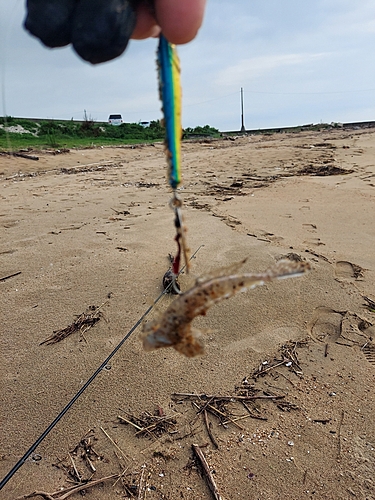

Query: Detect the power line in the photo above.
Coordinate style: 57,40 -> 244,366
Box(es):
183,92 -> 239,107
243,88 -> 375,95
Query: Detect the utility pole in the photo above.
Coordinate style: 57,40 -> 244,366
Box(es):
240,87 -> 246,132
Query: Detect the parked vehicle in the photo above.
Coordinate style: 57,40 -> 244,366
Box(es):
108,114 -> 123,126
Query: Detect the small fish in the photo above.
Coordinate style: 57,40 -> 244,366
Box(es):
142,259 -> 311,357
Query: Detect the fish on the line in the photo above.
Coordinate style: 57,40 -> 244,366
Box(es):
142,258 -> 311,357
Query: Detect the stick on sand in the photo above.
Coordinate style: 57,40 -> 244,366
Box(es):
192,444 -> 223,500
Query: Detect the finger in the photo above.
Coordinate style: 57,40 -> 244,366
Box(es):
131,3 -> 161,40
72,0 -> 136,64
155,0 -> 206,44
24,0 -> 76,47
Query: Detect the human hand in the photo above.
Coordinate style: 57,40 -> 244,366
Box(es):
24,0 -> 206,64
132,0 -> 206,44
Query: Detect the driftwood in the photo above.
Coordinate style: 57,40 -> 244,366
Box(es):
12,152 -> 39,161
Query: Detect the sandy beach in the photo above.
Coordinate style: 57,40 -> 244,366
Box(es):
1,128 -> 374,499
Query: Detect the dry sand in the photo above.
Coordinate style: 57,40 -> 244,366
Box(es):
0,128 -> 374,499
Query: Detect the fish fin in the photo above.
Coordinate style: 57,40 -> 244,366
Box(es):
141,318 -> 175,352
174,327 -> 205,357
142,329 -> 175,352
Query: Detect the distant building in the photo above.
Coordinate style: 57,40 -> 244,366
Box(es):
108,114 -> 123,126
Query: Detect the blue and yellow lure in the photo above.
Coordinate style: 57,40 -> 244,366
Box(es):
157,34 -> 190,275
157,34 -> 182,190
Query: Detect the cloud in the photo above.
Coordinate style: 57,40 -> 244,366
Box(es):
215,52 -> 332,87
320,0 -> 375,36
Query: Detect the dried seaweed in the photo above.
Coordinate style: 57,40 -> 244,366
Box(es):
40,300 -> 109,345
118,408 -> 177,439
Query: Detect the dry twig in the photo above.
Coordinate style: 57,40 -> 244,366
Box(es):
337,410 -> 345,459
100,426 -> 128,462
192,444 -> 223,500
137,465 -> 146,500
0,271 -> 21,282
68,453 -> 81,482
172,393 -> 284,402
15,475 -> 119,500
252,340 -> 308,378
241,401 -> 268,421
203,410 -> 219,449
53,429 -> 101,483
118,409 -> 177,438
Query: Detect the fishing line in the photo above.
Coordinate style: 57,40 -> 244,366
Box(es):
0,244 -> 203,491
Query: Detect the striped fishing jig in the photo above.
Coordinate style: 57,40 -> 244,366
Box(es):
157,34 -> 190,280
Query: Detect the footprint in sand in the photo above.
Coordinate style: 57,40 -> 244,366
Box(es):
308,306 -> 343,342
2,219 -> 20,228
335,261 -> 364,280
358,318 -> 375,365
257,230 -> 284,243
303,237 -> 325,246
299,205 -> 310,213
302,223 -> 317,232
362,343 -> 375,366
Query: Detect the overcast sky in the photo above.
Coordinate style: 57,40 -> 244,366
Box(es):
1,0 -> 375,131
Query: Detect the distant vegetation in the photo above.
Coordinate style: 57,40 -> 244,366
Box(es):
183,124 -> 220,138
0,116 -> 220,150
